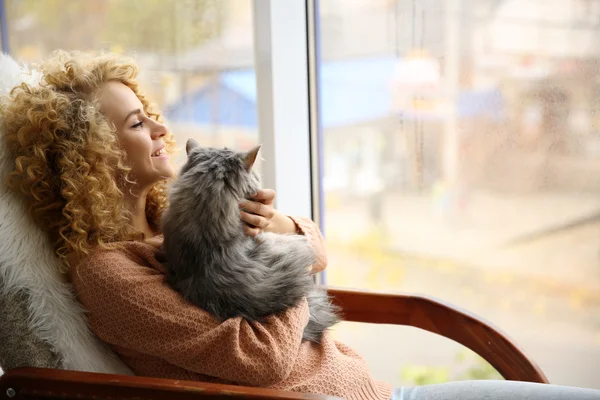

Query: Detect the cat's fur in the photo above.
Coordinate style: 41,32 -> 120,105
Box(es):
161,138 -> 340,343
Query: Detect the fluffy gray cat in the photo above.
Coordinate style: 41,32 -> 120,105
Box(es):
161,138 -> 340,343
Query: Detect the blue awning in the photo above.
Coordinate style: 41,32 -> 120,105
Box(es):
165,56 -> 505,128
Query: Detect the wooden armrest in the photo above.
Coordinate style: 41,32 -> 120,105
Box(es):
327,287 -> 549,383
0,367 -> 340,400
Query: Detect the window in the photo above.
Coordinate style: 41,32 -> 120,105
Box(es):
317,0 -> 600,389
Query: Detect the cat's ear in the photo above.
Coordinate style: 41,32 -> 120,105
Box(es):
186,138 -> 201,155
242,145 -> 261,171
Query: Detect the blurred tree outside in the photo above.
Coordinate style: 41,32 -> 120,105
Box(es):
401,350 -> 503,386
7,0 -> 223,58
106,0 -> 223,53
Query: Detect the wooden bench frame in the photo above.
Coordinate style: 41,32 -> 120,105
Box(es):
0,287 -> 548,399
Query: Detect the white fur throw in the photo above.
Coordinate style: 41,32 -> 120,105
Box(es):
0,53 -> 132,375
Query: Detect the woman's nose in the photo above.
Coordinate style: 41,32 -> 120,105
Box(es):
150,119 -> 168,139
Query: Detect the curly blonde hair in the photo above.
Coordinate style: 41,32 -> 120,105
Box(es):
0,51 -> 176,271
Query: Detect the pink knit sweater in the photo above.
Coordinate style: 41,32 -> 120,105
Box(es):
70,217 -> 392,400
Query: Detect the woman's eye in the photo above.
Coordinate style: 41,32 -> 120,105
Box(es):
131,121 -> 143,129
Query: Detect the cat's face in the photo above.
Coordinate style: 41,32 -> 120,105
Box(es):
178,138 -> 261,201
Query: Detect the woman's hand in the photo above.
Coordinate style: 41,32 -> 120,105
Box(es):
240,194 -> 325,275
239,189 -> 297,236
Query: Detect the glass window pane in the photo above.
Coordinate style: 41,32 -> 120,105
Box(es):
318,0 -> 600,389
5,0 -> 258,167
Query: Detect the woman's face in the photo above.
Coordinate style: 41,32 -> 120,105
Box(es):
97,81 -> 175,189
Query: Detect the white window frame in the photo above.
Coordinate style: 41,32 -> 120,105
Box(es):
253,0 -> 325,283
252,0 -> 321,226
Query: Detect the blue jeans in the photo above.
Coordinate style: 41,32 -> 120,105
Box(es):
391,381 -> 600,400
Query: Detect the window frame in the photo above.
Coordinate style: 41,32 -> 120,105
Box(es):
252,0 -> 320,222
252,0 -> 325,282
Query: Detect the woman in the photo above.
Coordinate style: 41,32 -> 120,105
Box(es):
1,51 -> 598,400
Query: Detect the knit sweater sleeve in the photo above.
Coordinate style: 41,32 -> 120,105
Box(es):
288,216 -> 328,274
71,248 -> 310,387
